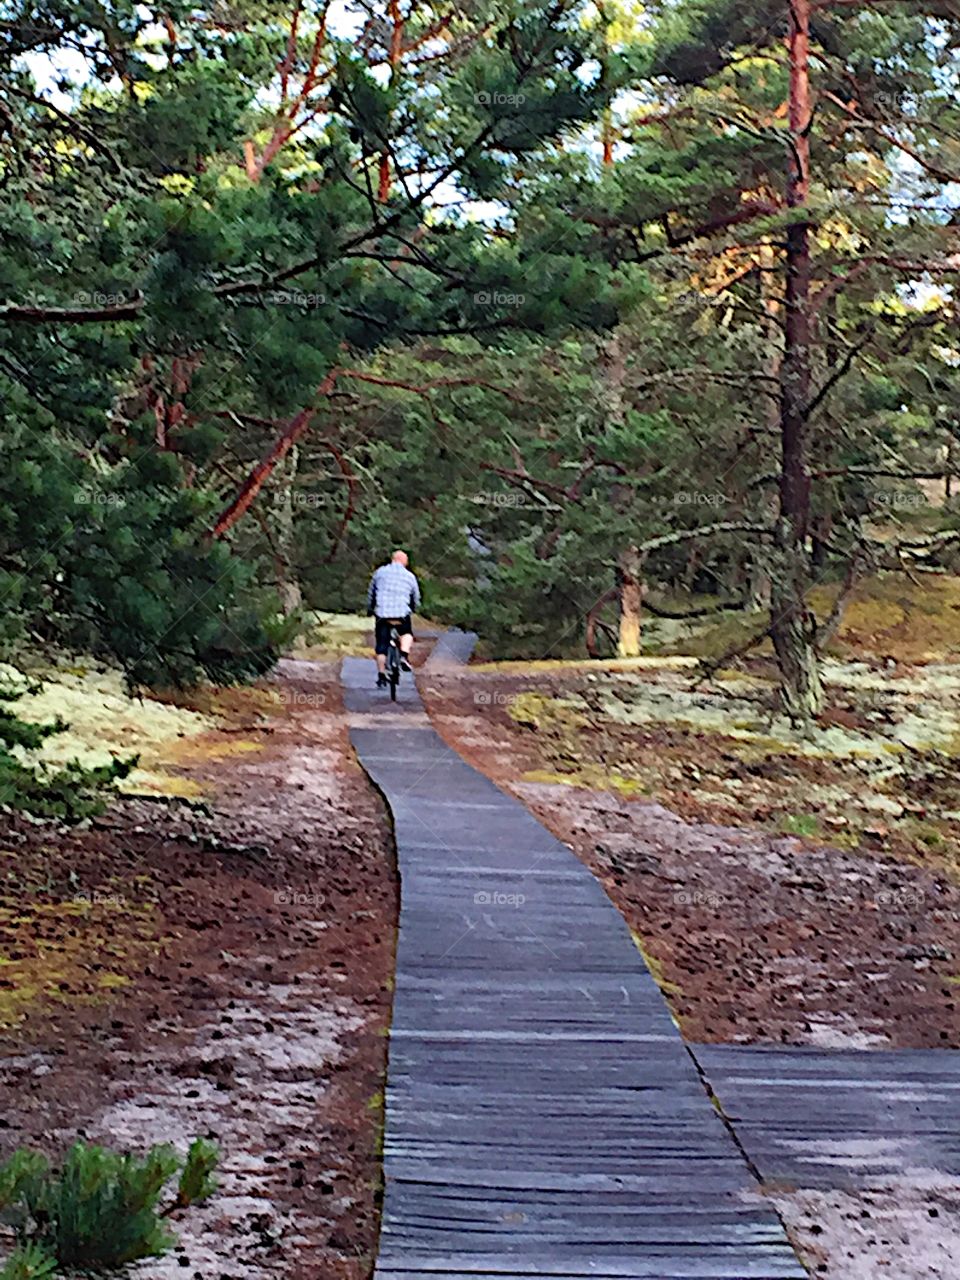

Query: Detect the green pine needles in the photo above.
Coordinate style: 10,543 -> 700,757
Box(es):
0,1244 -> 58,1280
0,1138 -> 219,1275
0,684 -> 135,822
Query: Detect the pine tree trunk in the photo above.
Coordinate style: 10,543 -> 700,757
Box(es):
770,0 -> 822,723
378,0 -> 404,202
617,545 -> 642,658
601,106 -> 614,167
770,543 -> 822,720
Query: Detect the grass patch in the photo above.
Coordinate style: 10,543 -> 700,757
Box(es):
0,882 -> 163,1029
521,767 -> 646,797
780,814 -> 821,838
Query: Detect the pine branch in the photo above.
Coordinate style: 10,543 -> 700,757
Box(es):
637,521 -> 773,555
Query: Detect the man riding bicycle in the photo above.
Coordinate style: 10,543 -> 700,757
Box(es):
367,550 -> 422,689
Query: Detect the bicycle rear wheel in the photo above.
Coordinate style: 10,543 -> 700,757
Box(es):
387,638 -> 401,701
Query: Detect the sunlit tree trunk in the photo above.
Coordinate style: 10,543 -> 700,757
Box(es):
378,0 -> 404,202
617,545 -> 642,658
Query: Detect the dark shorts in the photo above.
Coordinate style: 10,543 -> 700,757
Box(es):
374,615 -> 412,655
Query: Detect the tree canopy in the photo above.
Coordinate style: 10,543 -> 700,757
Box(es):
1,0 -> 958,712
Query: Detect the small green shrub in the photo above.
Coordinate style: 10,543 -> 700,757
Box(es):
0,685 -> 135,821
0,1138 -> 219,1273
29,1141 -> 180,1268
0,1149 -> 49,1213
0,1244 -> 57,1280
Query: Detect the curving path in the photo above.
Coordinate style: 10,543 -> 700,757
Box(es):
342,654 -> 805,1280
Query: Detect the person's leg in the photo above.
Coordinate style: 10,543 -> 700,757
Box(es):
374,620 -> 389,684
399,616 -> 414,668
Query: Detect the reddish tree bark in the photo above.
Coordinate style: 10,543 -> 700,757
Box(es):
211,367 -> 341,539
378,0 -> 405,202
769,0 -> 823,721
245,2 -> 330,182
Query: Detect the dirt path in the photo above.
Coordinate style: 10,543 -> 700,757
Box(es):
0,658 -> 396,1279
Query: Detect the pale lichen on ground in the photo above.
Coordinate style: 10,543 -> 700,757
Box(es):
1,660 -> 225,796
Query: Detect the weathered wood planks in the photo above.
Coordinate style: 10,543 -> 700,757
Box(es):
695,1043 -> 960,1188
342,654 -> 804,1280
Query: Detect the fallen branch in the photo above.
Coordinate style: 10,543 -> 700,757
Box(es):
694,613 -> 776,685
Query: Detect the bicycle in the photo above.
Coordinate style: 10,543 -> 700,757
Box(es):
384,619 -> 404,701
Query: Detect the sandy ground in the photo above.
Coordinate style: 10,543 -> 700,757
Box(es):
0,658 -> 396,1279
772,1184 -> 960,1279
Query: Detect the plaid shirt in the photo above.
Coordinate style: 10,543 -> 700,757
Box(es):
367,562 -> 421,618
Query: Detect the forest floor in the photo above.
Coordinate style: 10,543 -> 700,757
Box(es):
0,656 -> 397,1280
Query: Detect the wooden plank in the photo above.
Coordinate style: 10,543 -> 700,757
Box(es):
695,1042 -> 960,1187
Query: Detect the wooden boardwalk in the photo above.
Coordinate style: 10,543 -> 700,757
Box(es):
342,657 -> 804,1280
697,1043 -> 960,1189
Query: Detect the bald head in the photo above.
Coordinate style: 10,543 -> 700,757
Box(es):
391,549 -> 409,566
